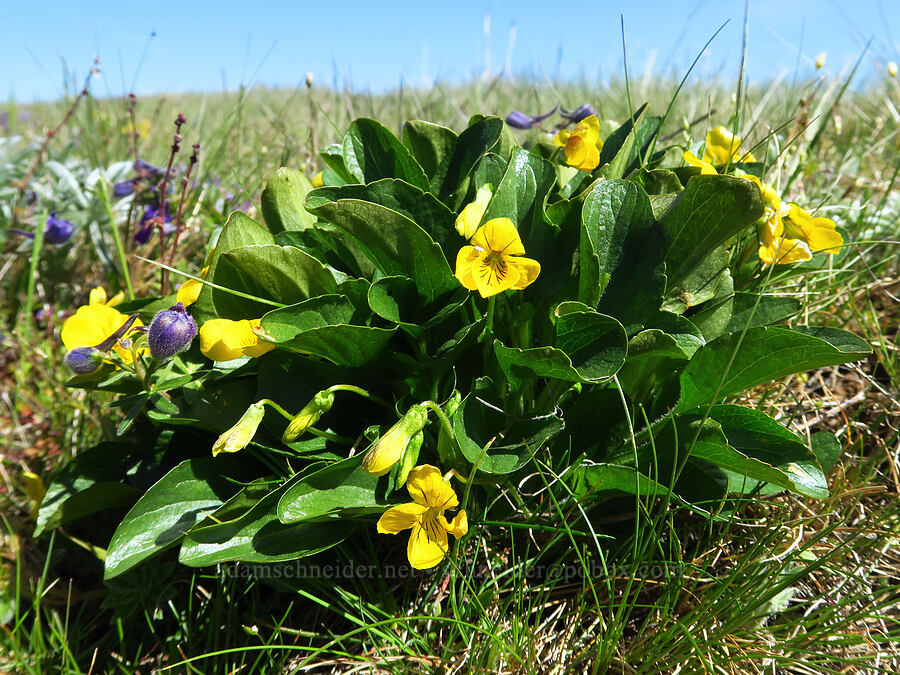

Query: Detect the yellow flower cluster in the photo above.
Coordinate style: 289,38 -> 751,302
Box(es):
682,128 -> 842,265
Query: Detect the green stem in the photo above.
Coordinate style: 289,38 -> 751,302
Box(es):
259,398 -> 293,420
96,180 -> 134,300
325,384 -> 391,408
422,400 -> 455,443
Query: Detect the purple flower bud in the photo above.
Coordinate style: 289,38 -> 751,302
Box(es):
113,178 -> 137,197
44,212 -> 75,244
505,105 -> 559,130
64,346 -> 103,374
560,104 -> 596,123
147,302 -> 197,359
506,110 -> 537,129
135,159 -> 163,176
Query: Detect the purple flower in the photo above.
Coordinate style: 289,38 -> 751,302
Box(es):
133,204 -> 174,245
505,106 -> 558,130
113,178 -> 138,197
44,212 -> 75,244
560,104 -> 596,124
147,302 -> 197,359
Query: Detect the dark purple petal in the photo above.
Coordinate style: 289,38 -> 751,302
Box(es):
44,212 -> 75,244
506,110 -> 537,129
560,104 -> 597,123
148,302 -> 197,359
113,178 -> 137,197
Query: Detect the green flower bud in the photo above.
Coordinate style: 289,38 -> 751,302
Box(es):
213,401 -> 266,456
282,390 -> 335,443
362,403 -> 429,476
396,431 -> 424,486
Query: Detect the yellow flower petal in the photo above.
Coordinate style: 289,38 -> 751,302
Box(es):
377,502 -> 429,534
198,318 -> 274,361
455,184 -> 493,239
454,246 -> 481,291
554,129 -> 572,147
61,303 -> 144,364
704,125 -> 756,164
311,171 -> 324,188
406,465 -> 459,509
473,250 -> 521,298
784,204 -> 843,254
510,256 -> 541,290
471,218 -> 525,256
557,115 -> 603,171
407,521 -> 449,570
444,510 -> 468,538
683,150 -> 718,175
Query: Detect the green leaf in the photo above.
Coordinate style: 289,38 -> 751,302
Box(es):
277,456 -> 393,523
724,293 -> 801,334
553,302 -> 627,382
570,463 -> 671,500
454,378 -> 564,475
306,179 -> 457,251
663,246 -> 730,314
597,107 -> 662,180
367,276 -> 422,337
402,120 -> 458,184
179,474 -> 351,566
684,268 -> 735,342
439,116 -> 504,207
259,295 -> 394,367
320,143 -> 355,184
260,167 -> 317,233
342,118 -> 429,190
193,211 -> 274,323
660,174 -> 764,290
578,179 -> 654,306
104,456 -> 250,579
35,442 -> 143,536
683,406 -> 828,499
304,197 -> 457,304
494,340 -> 584,386
211,244 -> 338,319
482,147 -> 556,244
810,431 -> 842,473
677,326 -> 871,412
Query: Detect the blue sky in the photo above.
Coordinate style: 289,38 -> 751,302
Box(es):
4,1 -> 899,101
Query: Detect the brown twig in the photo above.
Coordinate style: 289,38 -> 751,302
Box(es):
157,114 -> 185,295
165,143 -> 200,275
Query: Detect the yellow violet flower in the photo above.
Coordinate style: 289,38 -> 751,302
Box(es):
783,204 -> 843,255
176,265 -> 210,307
757,211 -> 813,266
703,126 -> 756,165
377,465 -> 468,570
198,318 -> 275,361
683,150 -> 717,175
311,171 -> 324,188
454,218 -> 541,298
455,184 -> 493,239
61,302 -> 145,364
554,114 -> 604,171
212,401 -> 266,456
89,286 -> 125,307
22,471 -> 46,520
362,404 -> 429,476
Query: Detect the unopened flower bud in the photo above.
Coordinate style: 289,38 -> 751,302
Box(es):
815,52 -> 826,69
560,103 -> 596,123
396,431 -> 424,486
455,184 -> 493,239
362,404 -> 429,476
148,302 -> 197,360
506,110 -> 536,129
305,72 -> 314,88
888,61 -> 898,78
282,390 -> 335,442
64,346 -> 103,374
213,401 -> 266,456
